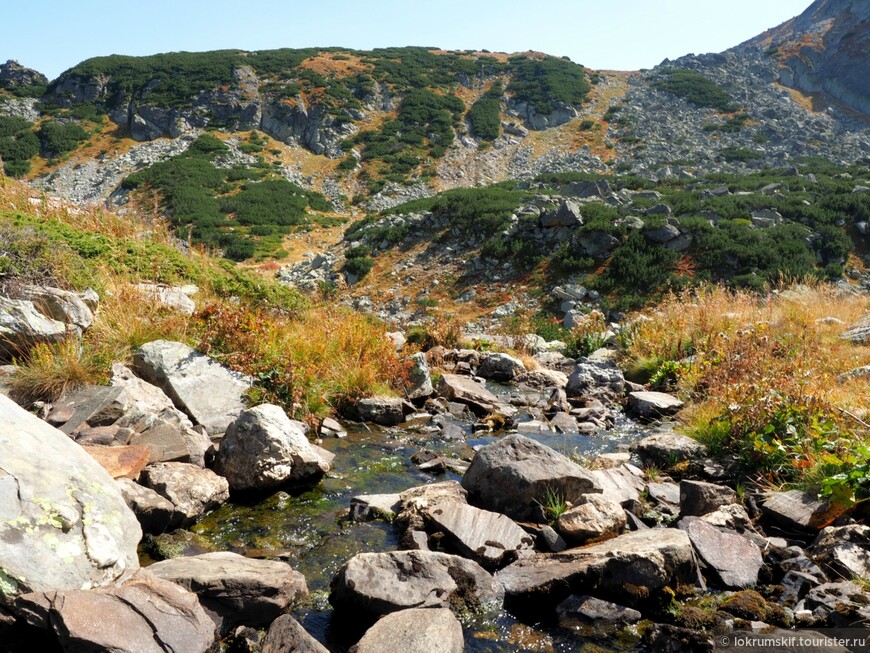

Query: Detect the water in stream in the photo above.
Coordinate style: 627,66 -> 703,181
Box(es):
147,411 -> 649,652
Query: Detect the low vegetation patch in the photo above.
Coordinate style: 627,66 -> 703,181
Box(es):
652,68 -> 738,112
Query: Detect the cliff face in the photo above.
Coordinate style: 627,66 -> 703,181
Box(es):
739,0 -> 870,116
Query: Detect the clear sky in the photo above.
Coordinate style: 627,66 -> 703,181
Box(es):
3,0 -> 812,80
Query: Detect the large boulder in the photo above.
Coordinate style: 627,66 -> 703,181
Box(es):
406,352 -> 434,400
679,518 -> 763,589
261,614 -> 328,653
476,352 -> 526,382
424,501 -> 534,569
215,404 -> 331,492
133,340 -> 252,435
329,551 -> 504,620
350,608 -> 464,653
566,359 -> 625,400
147,552 -> 308,632
437,374 -> 515,417
0,297 -> 68,358
557,494 -> 627,545
14,570 -> 215,653
139,462 -> 229,528
356,396 -> 407,426
461,434 -> 601,522
495,529 -> 698,611
809,525 -> 870,582
0,394 -> 141,601
634,428 -> 707,465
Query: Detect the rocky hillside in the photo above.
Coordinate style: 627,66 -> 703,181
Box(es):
740,0 -> 870,115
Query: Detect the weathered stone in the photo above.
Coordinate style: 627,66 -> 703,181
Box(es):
557,494 -> 627,545
541,199 -> 583,227
635,429 -> 707,465
81,444 -> 150,479
679,518 -> 763,589
557,595 -> 642,630
350,493 -> 402,522
215,404 -> 330,492
17,285 -> 94,332
803,581 -> 870,626
680,480 -> 736,517
320,416 -> 347,438
132,283 -> 197,315
477,352 -> 526,382
49,385 -> 125,435
329,551 -> 504,619
550,411 -> 580,433
350,608 -> 464,653
425,501 -> 534,569
147,552 -> 308,632
648,481 -> 681,510
496,529 -> 698,610
810,525 -> 870,581
140,462 -> 229,528
133,340 -> 252,435
627,391 -> 684,419
588,463 -> 646,504
0,297 -> 69,358
0,394 -> 141,600
461,434 -> 601,522
115,478 -> 176,534
437,374 -> 515,417
396,480 -> 468,533
566,359 -> 625,400
261,614 -> 328,653
406,352 -> 434,400
357,396 -> 406,426
14,570 -> 215,653
762,490 -> 847,532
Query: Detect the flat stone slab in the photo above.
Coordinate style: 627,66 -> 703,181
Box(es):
349,493 -> 402,522
762,490 -> 848,531
48,385 -> 124,435
627,391 -> 684,419
437,374 -> 515,417
634,429 -> 707,465
350,607 -> 463,653
81,444 -> 151,479
679,517 -> 762,589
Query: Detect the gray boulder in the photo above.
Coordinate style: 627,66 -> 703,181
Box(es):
762,490 -> 846,531
627,391 -> 684,419
17,285 -> 95,332
116,478 -> 176,534
803,581 -> 870,627
14,570 -> 215,653
679,517 -> 762,589
132,283 -> 197,315
329,551 -> 503,619
350,608 -> 463,653
356,396 -> 407,426
566,359 -> 625,400
147,551 -> 308,632
437,374 -> 516,417
461,434 -> 601,522
0,394 -> 141,600
424,501 -> 534,569
541,199 -> 583,227
406,352 -> 433,400
557,494 -> 627,545
139,462 -> 229,528
634,429 -> 707,465
588,463 -> 646,504
133,340 -> 252,435
215,404 -> 331,492
262,614 -> 328,653
477,352 -> 526,382
680,480 -> 736,517
809,525 -> 870,582
0,296 -> 69,357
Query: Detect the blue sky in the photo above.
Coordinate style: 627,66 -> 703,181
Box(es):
4,0 -> 811,80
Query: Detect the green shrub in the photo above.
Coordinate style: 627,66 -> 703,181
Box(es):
38,120 -> 88,156
653,69 -> 738,112
342,256 -> 375,279
507,55 -> 591,114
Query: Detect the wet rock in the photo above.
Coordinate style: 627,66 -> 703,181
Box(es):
762,490 -> 847,532
424,501 -> 534,569
329,551 -> 504,620
356,396 -> 407,426
215,404 -> 331,492
320,416 -> 347,438
14,570 -> 215,653
406,352 -> 434,400
140,462 -> 229,528
477,352 -> 526,382
350,493 -> 402,522
627,391 -> 684,419
635,429 -> 707,465
116,478 -> 176,534
133,340 -> 252,435
461,434 -> 601,522
557,494 -> 627,545
679,518 -> 763,589
147,551 -> 308,632
809,525 -> 870,581
349,607 -> 463,653
556,595 -> 642,630
261,614 -> 328,653
0,394 -> 141,600
496,529 -> 698,610
680,480 -> 736,517
436,374 -> 515,417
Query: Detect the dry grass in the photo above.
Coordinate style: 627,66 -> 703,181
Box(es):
8,338 -> 102,403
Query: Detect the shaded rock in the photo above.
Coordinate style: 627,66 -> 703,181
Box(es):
14,570 -> 214,653
477,352 -> 526,382
680,480 -> 736,517
627,391 -> 684,419
147,551 -> 308,632
461,434 -> 601,522
425,501 -> 534,570
437,373 -> 515,417
80,444 -> 150,479
541,199 -> 583,227
644,623 -> 714,653
47,385 -> 123,435
215,404 -> 330,492
350,493 -> 402,522
140,462 -> 229,528
635,429 -> 707,465
329,551 -> 504,620
539,524 -> 568,552
680,517 -> 763,589
356,396 -> 407,426
133,340 -> 252,435
0,297 -> 69,358
556,594 -> 642,631
803,581 -> 870,627
116,478 -> 176,534
406,352 -> 433,400
557,494 -> 627,545
261,614 -> 328,653
0,394 -> 141,599
762,490 -> 847,532
350,608 -> 463,653
809,525 -> 870,581
496,529 -> 698,611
